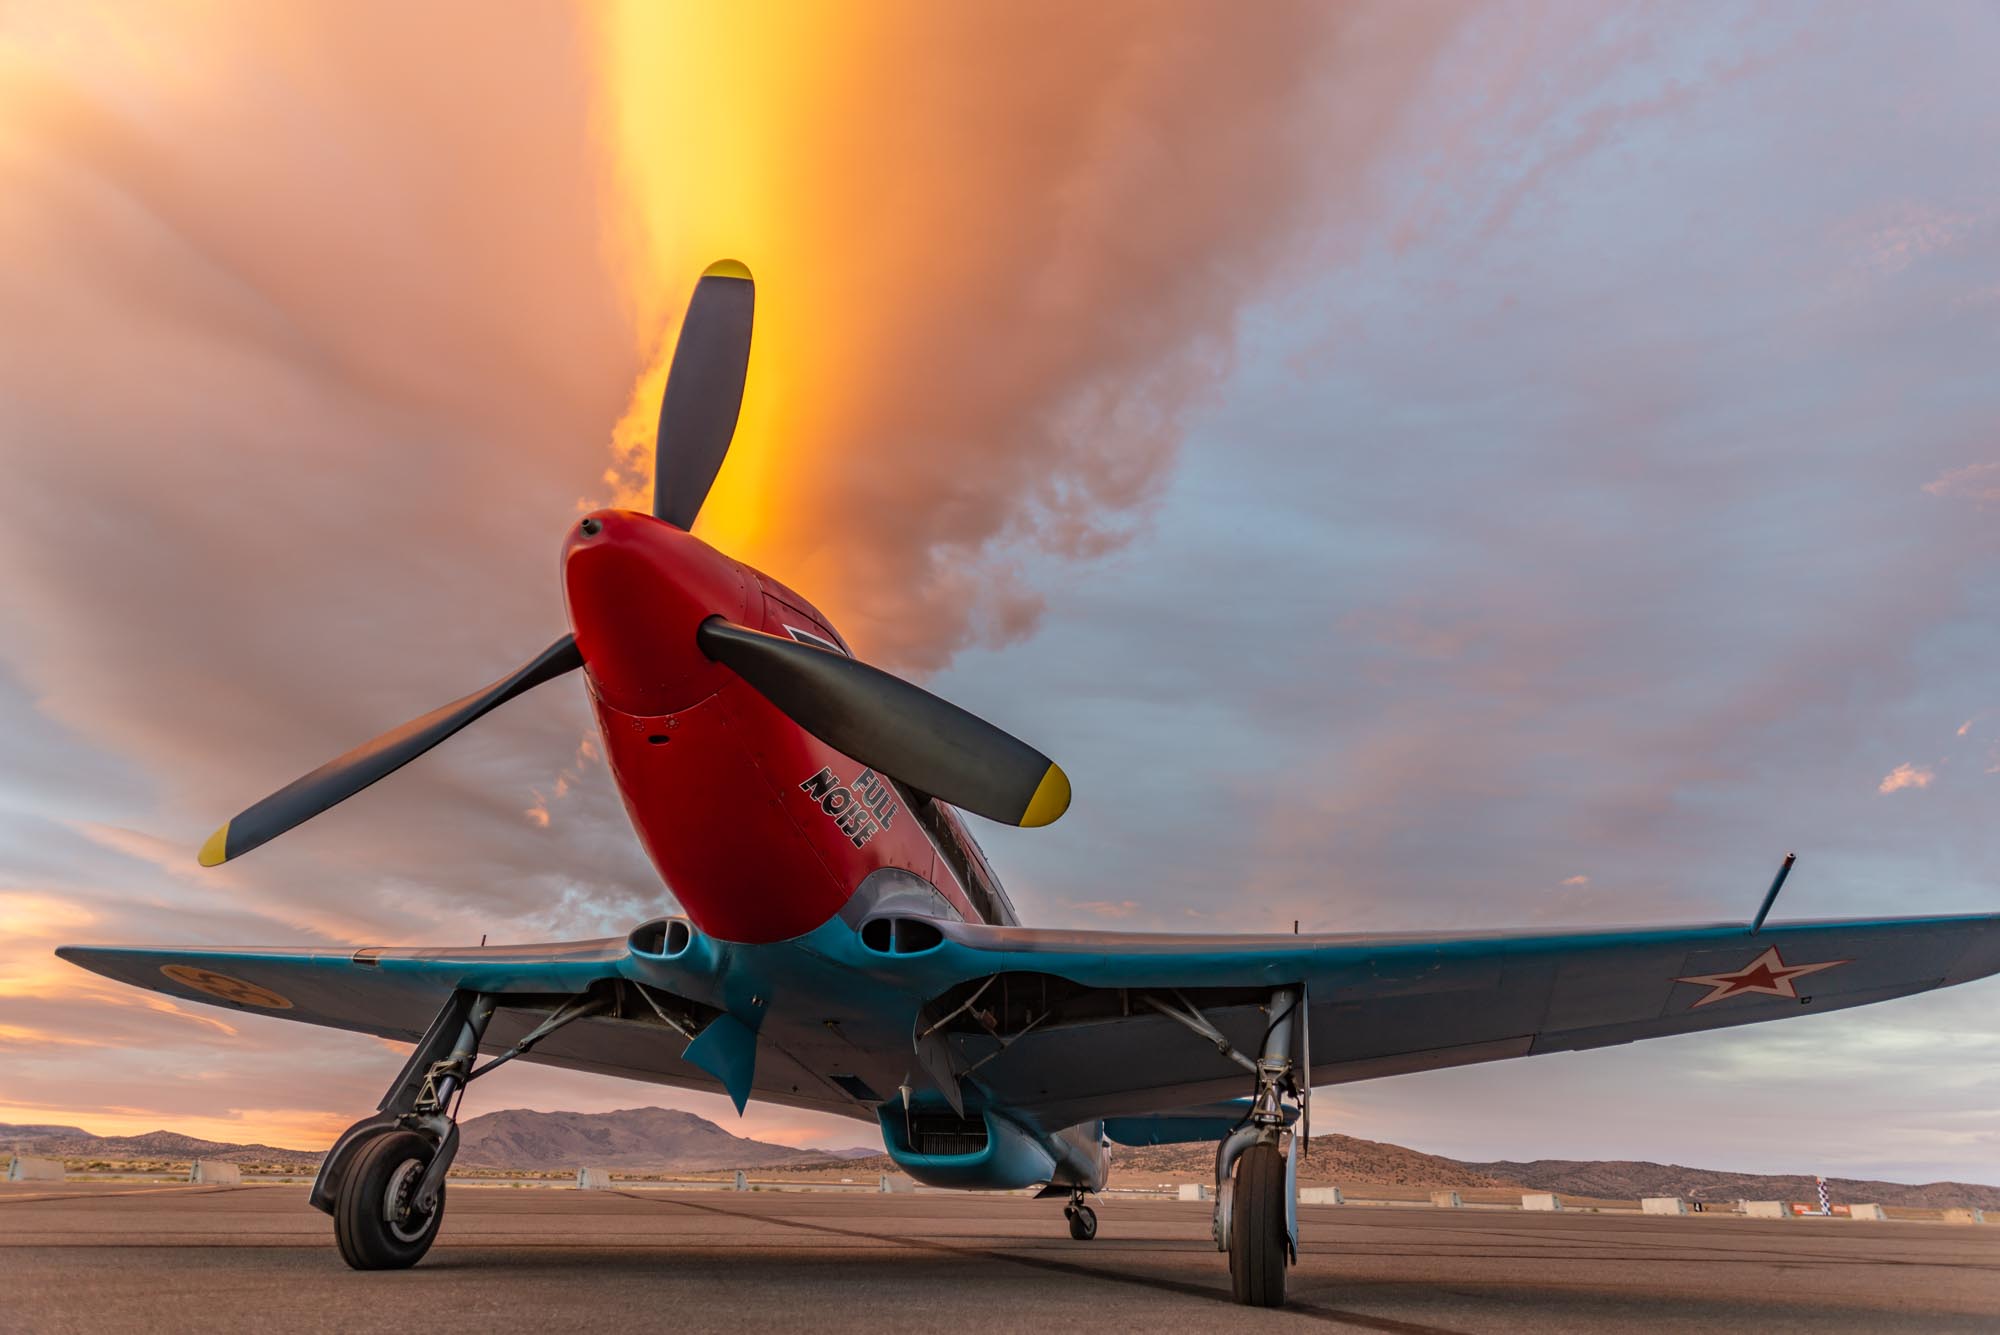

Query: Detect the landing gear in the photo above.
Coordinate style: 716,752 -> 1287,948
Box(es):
311,988 -> 605,1271
1063,1189 -> 1099,1241
334,1129 -> 446,1269
1204,985 -> 1304,1308
1228,1141 -> 1287,1305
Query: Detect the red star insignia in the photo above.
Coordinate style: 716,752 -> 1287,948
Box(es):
1674,946 -> 1849,1008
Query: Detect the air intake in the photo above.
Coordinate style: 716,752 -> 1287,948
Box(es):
859,917 -> 945,955
627,917 -> 695,958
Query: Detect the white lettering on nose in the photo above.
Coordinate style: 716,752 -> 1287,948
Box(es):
798,765 -> 893,848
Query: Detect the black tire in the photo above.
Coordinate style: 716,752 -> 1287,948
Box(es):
1229,1141 -> 1288,1307
1066,1203 -> 1098,1241
334,1129 -> 445,1270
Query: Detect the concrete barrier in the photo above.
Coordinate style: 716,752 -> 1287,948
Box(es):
6,1156 -> 64,1183
1847,1203 -> 1886,1221
575,1167 -> 611,1190
1521,1193 -> 1562,1212
1176,1183 -> 1213,1202
734,1170 -> 748,1192
188,1160 -> 241,1185
1298,1186 -> 1344,1205
1429,1191 -> 1462,1209
1942,1208 -> 1986,1225
1743,1201 -> 1789,1219
879,1174 -> 914,1194
1641,1197 -> 1687,1215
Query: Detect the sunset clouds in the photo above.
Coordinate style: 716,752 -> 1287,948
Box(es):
3,3 -> 1999,1178
1878,765 -> 1935,795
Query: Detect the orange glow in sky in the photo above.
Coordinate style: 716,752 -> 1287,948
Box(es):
592,3 -> 850,582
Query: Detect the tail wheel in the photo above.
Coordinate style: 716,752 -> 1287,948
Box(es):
334,1129 -> 445,1270
1065,1203 -> 1098,1241
1229,1141 -> 1288,1307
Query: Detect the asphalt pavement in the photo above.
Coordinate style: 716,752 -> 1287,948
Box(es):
4,1182 -> 1996,1333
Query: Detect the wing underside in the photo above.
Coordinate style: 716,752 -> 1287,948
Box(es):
53,940 -> 873,1123
919,913 -> 2000,1130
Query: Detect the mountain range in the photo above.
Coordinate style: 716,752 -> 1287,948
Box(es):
6,1109 -> 1994,1208
0,1108 -> 859,1173
1099,1137 -> 1999,1209
453,1106 -> 863,1172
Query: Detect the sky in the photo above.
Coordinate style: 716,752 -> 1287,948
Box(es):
2,3 -> 1997,1182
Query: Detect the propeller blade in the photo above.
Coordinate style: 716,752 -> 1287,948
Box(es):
696,619 -> 1071,828
198,635 -> 584,866
654,259 -> 755,529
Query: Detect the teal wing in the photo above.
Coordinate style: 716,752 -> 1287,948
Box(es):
55,940 -> 623,1041
913,913 -> 2000,1131
53,940 -> 869,1122
56,911 -> 2000,1139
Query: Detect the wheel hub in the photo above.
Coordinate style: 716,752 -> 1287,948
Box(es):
382,1157 -> 433,1243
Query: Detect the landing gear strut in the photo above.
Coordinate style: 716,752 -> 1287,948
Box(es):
311,989 -> 603,1270
1063,1187 -> 1098,1241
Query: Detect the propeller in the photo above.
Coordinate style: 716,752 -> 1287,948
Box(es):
653,258 -> 755,529
197,636 -> 583,866
697,619 -> 1070,828
199,259 -> 1070,866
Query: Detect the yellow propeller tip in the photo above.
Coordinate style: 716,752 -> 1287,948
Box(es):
1020,764 -> 1072,828
197,823 -> 230,867
702,258 -> 752,282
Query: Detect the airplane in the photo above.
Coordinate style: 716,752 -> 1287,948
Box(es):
58,259 -> 2000,1308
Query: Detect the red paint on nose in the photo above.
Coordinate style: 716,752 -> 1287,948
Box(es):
561,510 -> 752,716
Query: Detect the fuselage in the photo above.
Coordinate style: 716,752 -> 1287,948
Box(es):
563,509 -> 1017,944
560,510 -> 1104,1193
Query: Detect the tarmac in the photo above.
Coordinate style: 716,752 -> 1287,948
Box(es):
4,1182 -> 1996,1333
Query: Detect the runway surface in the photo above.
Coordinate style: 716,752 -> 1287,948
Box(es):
4,1182 -> 1996,1333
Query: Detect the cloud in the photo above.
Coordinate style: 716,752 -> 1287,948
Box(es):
0,1023 -> 104,1049
588,1 -> 1469,671
1069,899 -> 1143,920
950,3 -> 2000,1178
1924,462 -> 2000,504
0,0 -> 1470,1153
1876,764 -> 1936,795
1853,204 -> 1978,276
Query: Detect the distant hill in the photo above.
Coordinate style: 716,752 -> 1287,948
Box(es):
0,1124 -> 323,1167
453,1107 -> 839,1172
7,1112 -> 1995,1208
1104,1133 -> 1511,1190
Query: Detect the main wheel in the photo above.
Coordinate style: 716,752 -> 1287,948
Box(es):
1229,1141 -> 1288,1307
1065,1203 -> 1098,1241
334,1129 -> 445,1270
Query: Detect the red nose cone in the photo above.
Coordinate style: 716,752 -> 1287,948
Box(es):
562,510 -> 752,715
